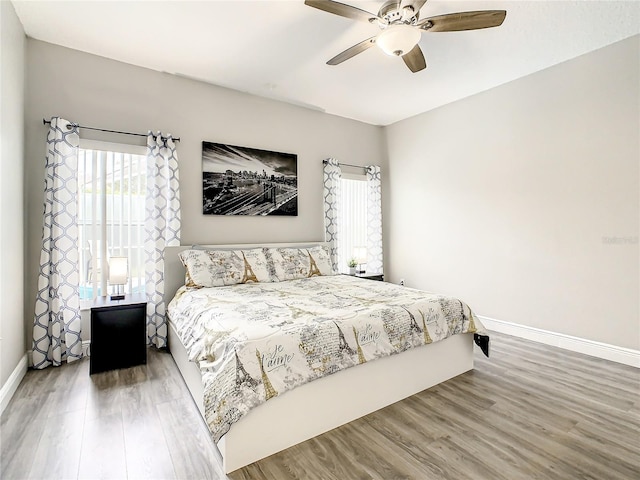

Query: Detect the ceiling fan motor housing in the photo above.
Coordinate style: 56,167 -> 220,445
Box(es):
378,0 -> 419,26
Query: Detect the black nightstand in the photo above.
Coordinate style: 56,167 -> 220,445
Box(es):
90,294 -> 147,374
354,273 -> 384,282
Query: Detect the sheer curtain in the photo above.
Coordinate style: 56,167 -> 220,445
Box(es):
338,178 -> 368,274
32,117 -> 83,369
366,165 -> 383,275
323,158 -> 342,272
145,131 -> 181,348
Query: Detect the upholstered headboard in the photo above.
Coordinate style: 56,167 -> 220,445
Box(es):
163,242 -> 329,308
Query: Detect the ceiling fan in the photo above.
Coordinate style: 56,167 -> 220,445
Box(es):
305,0 -> 506,73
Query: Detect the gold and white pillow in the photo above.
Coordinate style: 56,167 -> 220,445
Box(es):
179,248 -> 272,287
267,246 -> 335,282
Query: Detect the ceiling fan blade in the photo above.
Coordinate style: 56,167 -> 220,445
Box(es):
402,44 -> 426,73
305,0 -> 378,23
418,10 -> 506,32
327,37 -> 377,65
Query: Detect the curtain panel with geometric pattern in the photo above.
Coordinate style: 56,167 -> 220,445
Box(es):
366,165 -> 383,275
32,117 -> 83,369
145,132 -> 181,348
323,158 -> 342,272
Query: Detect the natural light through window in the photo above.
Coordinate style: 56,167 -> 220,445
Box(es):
338,177 -> 367,274
77,140 -> 147,303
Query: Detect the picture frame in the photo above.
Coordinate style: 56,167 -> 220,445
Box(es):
202,142 -> 298,216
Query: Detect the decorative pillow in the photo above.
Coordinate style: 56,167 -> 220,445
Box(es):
179,248 -> 272,287
307,245 -> 335,276
267,245 -> 335,282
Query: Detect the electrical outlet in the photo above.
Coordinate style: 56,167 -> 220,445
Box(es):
399,279 -> 405,286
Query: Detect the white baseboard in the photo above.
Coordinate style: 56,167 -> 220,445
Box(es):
1,354 -> 28,415
479,315 -> 640,368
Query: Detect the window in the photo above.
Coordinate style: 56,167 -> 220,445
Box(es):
337,175 -> 368,274
77,140 -> 147,304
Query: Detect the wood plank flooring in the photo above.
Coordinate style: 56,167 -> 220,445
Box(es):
1,332 -> 638,479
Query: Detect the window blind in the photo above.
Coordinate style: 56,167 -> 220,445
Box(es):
77,147 -> 146,301
338,178 -> 368,274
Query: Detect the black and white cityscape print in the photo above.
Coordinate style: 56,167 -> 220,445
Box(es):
202,142 -> 298,216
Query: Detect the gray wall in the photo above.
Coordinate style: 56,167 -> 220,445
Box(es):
24,39 -> 386,347
1,1 -> 26,388
385,36 -> 639,350
16,33 -> 640,362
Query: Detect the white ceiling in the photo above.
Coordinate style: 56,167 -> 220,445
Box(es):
12,0 -> 640,126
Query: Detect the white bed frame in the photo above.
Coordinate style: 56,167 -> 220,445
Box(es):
164,243 -> 474,474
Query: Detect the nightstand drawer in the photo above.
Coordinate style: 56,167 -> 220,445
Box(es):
90,295 -> 147,374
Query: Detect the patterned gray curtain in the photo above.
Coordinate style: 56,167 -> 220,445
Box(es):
32,117 -> 83,369
145,131 -> 181,348
366,165 -> 383,275
323,158 -> 342,272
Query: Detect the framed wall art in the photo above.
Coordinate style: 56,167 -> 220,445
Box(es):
202,142 -> 298,216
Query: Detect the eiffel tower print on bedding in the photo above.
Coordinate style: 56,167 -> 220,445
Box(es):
168,275 -> 488,443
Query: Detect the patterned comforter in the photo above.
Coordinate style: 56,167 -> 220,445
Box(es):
167,275 -> 487,442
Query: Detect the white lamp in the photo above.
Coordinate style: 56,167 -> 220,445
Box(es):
377,25 -> 421,57
108,256 -> 128,301
353,246 -> 367,274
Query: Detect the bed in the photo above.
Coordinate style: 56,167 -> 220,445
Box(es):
163,242 -> 488,474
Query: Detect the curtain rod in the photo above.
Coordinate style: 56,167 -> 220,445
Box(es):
42,118 -> 180,142
322,159 -> 367,170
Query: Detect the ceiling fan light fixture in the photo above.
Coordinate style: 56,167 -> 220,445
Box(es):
376,25 -> 421,56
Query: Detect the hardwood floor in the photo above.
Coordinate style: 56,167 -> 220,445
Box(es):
1,332 -> 638,479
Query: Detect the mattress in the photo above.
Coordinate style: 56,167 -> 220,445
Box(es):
167,274 -> 487,442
